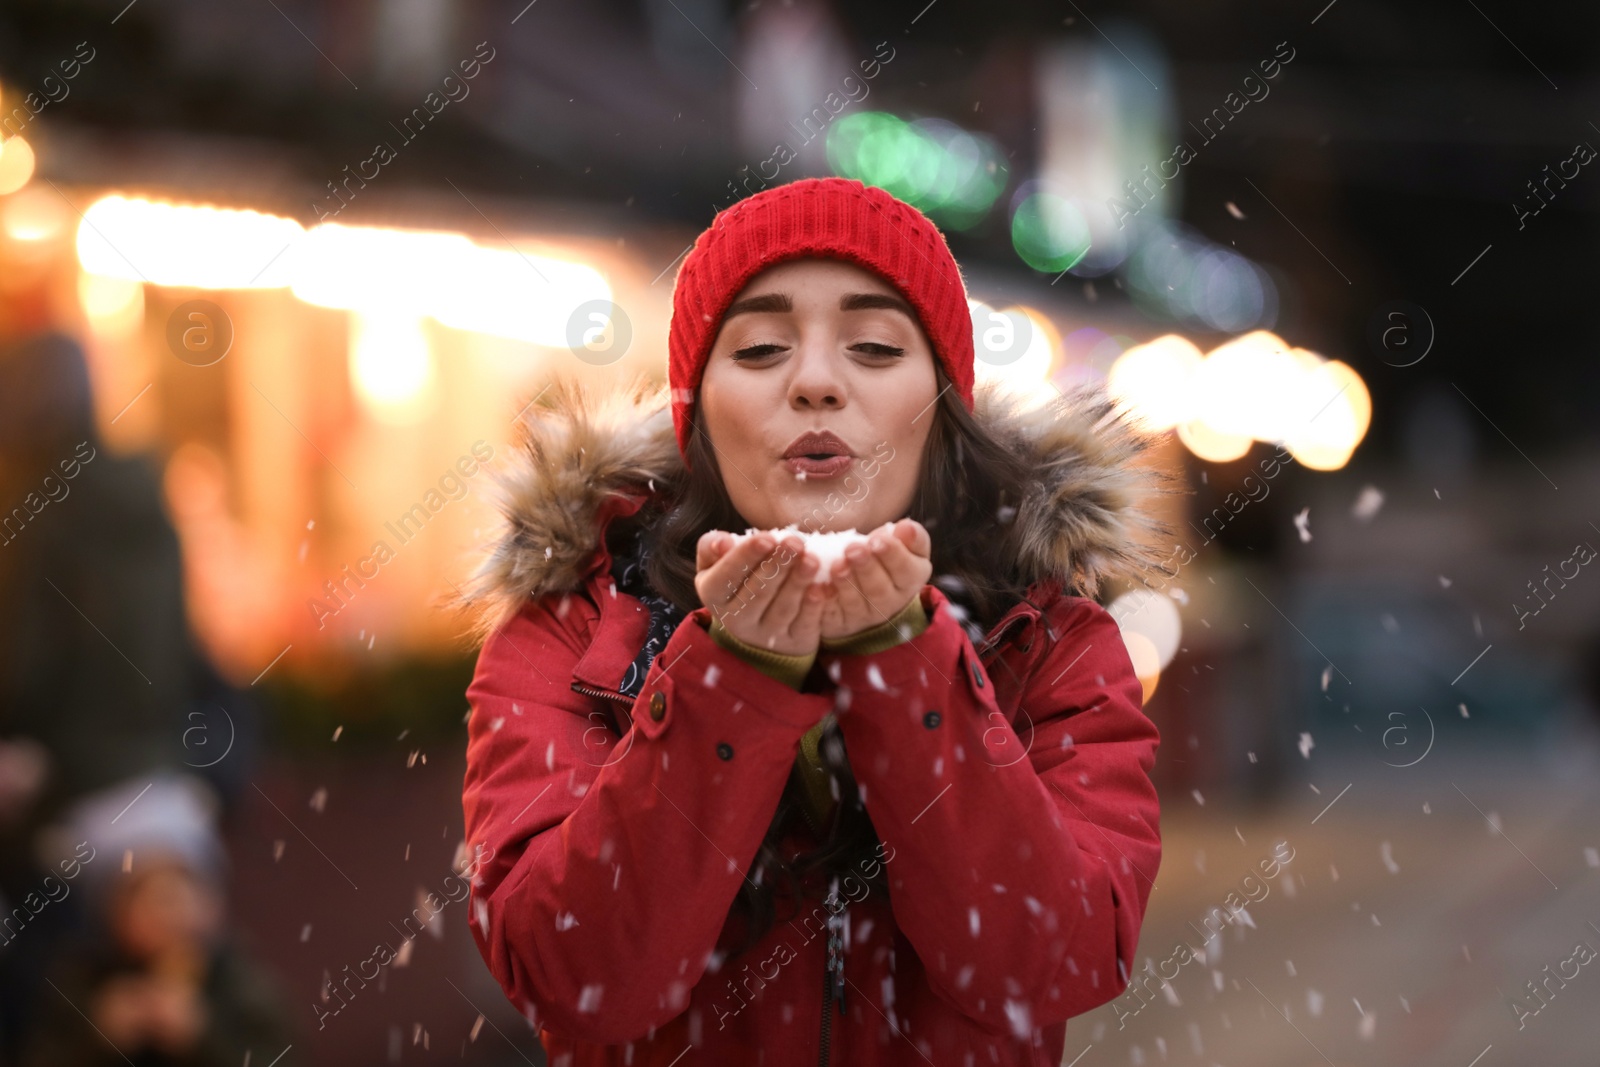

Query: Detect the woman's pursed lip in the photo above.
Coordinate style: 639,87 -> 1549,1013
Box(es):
784,454 -> 854,479
781,430 -> 855,459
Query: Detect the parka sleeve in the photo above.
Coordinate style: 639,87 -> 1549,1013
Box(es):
462,595 -> 834,1042
825,587 -> 1161,1036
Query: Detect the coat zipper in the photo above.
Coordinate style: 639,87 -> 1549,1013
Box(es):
819,940 -> 834,1067
820,898 -> 845,1067
571,681 -> 632,737
794,797 -> 845,1066
571,681 -> 632,706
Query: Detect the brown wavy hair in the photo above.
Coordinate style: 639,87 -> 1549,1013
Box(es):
635,363 -> 1035,958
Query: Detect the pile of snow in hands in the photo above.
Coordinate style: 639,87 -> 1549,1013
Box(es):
731,524 -> 887,583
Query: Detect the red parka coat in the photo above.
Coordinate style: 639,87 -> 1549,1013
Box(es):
459,382 -> 1170,1065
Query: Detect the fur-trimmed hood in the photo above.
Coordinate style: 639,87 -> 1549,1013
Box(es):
459,378 -> 1177,641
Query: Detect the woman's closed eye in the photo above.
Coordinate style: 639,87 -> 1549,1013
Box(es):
731,341 -> 905,361
731,343 -> 787,361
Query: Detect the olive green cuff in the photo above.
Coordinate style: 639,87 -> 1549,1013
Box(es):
795,719 -> 837,826
820,595 -> 929,655
708,615 -> 817,690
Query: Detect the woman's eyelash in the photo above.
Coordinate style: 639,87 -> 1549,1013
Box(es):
852,342 -> 904,357
732,343 -> 786,360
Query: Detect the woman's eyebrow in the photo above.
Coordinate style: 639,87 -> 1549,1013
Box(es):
840,292 -> 914,316
723,293 -> 792,318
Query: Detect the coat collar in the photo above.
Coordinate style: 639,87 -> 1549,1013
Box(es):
458,376 -> 1177,643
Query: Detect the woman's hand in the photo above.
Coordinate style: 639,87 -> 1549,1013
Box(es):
819,519 -> 932,641
695,530 -> 829,657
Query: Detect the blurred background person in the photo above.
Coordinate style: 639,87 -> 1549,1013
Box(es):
22,773 -> 298,1067
0,276 -> 258,1061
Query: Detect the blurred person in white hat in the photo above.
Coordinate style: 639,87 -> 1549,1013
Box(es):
19,772 -> 298,1067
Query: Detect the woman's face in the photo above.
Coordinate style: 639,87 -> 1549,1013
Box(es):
698,258 -> 938,533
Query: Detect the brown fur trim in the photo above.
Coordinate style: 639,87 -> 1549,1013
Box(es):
454,377 -> 1179,642
451,377 -> 679,643
978,385 -> 1181,601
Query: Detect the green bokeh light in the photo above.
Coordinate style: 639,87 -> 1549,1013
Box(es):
1011,193 -> 1092,274
827,112 -> 1006,229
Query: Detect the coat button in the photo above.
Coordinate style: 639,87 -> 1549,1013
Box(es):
923,711 -> 941,729
716,742 -> 734,761
649,691 -> 666,721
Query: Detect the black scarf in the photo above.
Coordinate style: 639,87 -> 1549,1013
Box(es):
611,526 -> 688,699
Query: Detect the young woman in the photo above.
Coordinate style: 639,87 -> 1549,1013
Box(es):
459,177 -> 1169,1064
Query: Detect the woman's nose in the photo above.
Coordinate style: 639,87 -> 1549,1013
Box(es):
788,344 -> 845,410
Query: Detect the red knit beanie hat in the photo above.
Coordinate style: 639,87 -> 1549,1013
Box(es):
667,177 -> 975,460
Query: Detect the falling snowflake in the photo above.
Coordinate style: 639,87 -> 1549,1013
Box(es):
1293,507 -> 1312,542
1351,486 -> 1384,522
